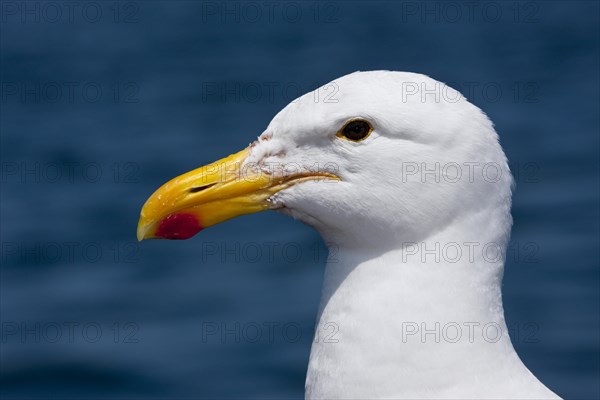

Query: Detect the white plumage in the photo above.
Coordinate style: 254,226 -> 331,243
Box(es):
244,71 -> 560,399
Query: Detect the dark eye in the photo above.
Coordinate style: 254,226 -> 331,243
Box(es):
338,120 -> 373,142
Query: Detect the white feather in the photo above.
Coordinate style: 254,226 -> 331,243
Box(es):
247,71 -> 560,399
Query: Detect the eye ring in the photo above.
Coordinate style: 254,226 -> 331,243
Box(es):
336,119 -> 373,142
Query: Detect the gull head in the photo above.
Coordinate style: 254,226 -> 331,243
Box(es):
137,71 -> 513,249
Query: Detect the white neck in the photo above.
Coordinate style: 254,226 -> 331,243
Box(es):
305,207 -> 558,399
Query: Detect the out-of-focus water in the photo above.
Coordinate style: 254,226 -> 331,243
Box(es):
1,1 -> 598,398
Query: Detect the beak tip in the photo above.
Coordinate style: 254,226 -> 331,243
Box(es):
136,219 -> 151,242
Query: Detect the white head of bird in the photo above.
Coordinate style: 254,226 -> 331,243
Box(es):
137,71 -> 559,399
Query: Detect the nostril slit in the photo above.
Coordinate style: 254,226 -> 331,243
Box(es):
189,183 -> 217,193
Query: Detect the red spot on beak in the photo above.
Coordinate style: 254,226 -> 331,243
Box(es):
155,213 -> 203,240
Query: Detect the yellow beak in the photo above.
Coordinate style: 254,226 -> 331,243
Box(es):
137,147 -> 338,241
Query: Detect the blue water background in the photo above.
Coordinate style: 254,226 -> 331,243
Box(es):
1,1 -> 599,398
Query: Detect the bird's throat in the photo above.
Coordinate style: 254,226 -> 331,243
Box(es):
304,212 -> 542,399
